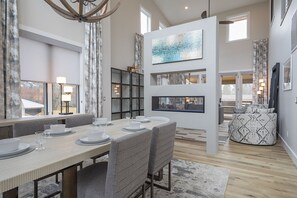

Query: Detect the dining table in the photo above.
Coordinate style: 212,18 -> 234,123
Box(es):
0,118 -> 167,198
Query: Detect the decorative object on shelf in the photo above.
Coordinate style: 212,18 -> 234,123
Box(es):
201,0 -> 233,24
127,64 -> 141,73
152,29 -> 203,65
44,0 -> 121,23
283,56 -> 292,91
56,77 -> 66,114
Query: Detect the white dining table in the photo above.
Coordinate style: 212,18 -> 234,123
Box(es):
0,118 -> 167,198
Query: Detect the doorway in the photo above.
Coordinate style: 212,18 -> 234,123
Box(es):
221,72 -> 253,120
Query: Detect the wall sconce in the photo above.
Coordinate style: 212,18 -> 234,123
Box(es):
56,76 -> 66,114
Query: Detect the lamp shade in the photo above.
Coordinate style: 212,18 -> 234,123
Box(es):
62,94 -> 71,102
64,86 -> 73,93
56,76 -> 66,84
259,79 -> 264,83
259,86 -> 264,91
261,82 -> 265,87
257,90 -> 262,95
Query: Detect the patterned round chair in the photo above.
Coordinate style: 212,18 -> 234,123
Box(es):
228,113 -> 277,145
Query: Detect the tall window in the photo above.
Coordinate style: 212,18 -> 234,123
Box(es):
227,12 -> 249,42
20,81 -> 46,117
141,8 -> 151,34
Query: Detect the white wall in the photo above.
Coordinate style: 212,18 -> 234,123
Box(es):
269,0 -> 297,166
217,2 -> 269,72
110,0 -> 170,70
144,17 -> 219,155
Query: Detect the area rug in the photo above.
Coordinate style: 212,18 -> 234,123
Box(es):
6,159 -> 230,198
175,121 -> 230,144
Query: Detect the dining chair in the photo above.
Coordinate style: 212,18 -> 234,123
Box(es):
65,114 -> 94,128
78,129 -> 152,198
13,118 -> 62,197
148,121 -> 177,198
13,118 -> 58,137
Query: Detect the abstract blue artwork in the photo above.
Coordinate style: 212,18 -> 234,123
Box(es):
152,30 -> 203,65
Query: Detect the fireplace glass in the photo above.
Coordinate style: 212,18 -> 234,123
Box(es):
152,96 -> 205,113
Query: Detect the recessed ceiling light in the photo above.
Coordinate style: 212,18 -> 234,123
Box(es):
185,6 -> 188,10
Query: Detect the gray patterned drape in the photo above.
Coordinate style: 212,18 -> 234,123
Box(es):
134,33 -> 143,74
252,39 -> 268,104
0,0 -> 21,119
84,6 -> 103,118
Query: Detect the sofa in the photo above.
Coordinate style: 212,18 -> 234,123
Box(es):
228,104 -> 277,145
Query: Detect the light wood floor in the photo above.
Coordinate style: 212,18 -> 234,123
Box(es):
173,138 -> 297,198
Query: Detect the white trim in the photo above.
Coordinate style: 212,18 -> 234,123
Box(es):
279,134 -> 297,168
19,24 -> 83,52
219,69 -> 253,75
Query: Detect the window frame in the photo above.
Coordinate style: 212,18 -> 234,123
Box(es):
159,22 -> 166,30
226,12 -> 250,43
140,7 -> 151,34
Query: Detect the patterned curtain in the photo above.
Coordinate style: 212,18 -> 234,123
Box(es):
252,39 -> 268,104
0,0 -> 21,119
84,5 -> 103,118
134,33 -> 143,73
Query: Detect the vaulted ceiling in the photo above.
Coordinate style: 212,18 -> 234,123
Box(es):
153,0 -> 268,25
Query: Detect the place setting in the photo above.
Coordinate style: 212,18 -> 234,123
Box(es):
133,116 -> 150,123
0,138 -> 35,160
44,124 -> 73,137
122,120 -> 147,132
76,130 -> 111,146
92,117 -> 113,127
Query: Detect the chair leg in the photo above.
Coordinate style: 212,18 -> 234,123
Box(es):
55,173 -> 59,184
142,184 -> 145,197
34,180 -> 38,198
150,174 -> 154,198
168,162 -> 171,191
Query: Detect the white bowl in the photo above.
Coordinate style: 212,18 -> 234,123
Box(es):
0,138 -> 20,153
135,116 -> 145,121
87,131 -> 104,141
50,124 -> 66,132
129,121 -> 141,129
93,118 -> 108,126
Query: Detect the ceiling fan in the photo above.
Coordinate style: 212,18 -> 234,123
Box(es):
201,0 -> 234,25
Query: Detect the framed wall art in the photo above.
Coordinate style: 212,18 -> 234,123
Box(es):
152,29 -> 203,65
283,56 -> 292,91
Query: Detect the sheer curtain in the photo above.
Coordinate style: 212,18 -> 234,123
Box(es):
0,0 -> 21,119
134,33 -> 144,74
252,38 -> 269,104
84,7 -> 103,118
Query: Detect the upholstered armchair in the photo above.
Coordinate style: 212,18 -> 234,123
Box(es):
228,105 -> 277,145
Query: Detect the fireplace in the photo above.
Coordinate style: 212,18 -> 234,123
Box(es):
152,96 -> 205,113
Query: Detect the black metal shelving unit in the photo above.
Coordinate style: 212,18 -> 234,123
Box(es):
111,68 -> 144,120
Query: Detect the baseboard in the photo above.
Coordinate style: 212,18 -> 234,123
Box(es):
279,134 -> 297,168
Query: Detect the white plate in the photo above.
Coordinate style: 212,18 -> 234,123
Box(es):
45,128 -> 72,135
123,125 -> 146,131
0,143 -> 30,157
79,134 -> 110,144
135,118 -> 150,123
92,121 -> 112,126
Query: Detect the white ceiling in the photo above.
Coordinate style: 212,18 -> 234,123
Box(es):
153,0 -> 268,25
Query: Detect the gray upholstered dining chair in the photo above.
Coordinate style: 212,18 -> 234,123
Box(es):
13,118 -> 58,137
148,121 -> 177,198
78,129 -> 152,198
65,114 -> 94,128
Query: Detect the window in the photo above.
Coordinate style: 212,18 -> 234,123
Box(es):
20,81 -> 46,117
159,22 -> 165,30
227,12 -> 249,42
52,84 -> 79,115
141,8 -> 151,34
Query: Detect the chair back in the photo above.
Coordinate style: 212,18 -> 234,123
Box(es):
105,129 -> 152,198
13,118 -> 58,137
148,122 -> 177,175
65,114 -> 94,128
